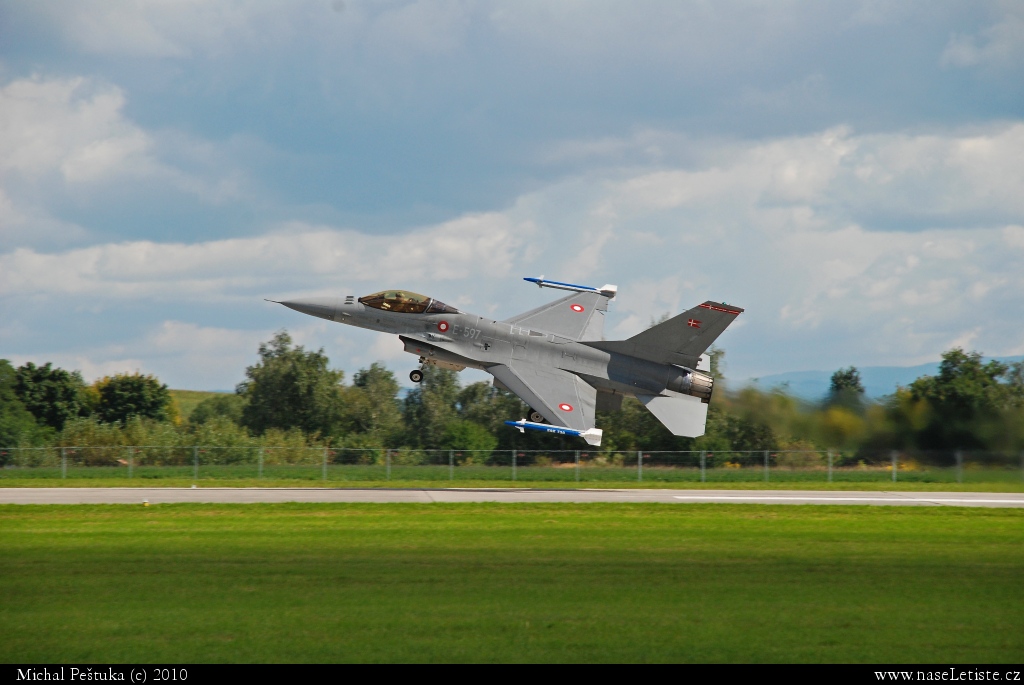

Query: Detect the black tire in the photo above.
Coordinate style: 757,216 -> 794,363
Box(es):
409,369 -> 424,383
527,409 -> 545,423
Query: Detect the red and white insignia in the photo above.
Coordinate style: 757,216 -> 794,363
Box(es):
687,319 -> 702,328
570,304 -> 584,313
437,321 -> 449,332
559,403 -> 574,412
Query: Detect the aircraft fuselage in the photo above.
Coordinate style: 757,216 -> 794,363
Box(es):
279,295 -> 698,400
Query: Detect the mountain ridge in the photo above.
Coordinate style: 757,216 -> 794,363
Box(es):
745,355 -> 1024,401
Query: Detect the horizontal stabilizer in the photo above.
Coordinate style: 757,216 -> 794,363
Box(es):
635,394 -> 709,437
504,419 -> 603,446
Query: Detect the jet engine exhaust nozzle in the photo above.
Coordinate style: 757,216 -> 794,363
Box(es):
666,370 -> 714,403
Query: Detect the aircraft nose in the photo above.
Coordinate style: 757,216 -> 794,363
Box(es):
272,296 -> 344,322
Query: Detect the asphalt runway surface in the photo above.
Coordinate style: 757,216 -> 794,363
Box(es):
2,488 -> 1024,507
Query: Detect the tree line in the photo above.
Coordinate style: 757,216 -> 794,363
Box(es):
3,331 -> 1024,461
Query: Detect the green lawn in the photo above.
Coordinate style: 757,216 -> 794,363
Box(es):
1,503 -> 1022,662
2,466 -> 1024,491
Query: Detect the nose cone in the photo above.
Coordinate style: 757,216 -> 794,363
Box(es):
273,296 -> 344,322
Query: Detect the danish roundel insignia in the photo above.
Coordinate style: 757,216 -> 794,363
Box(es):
570,304 -> 584,313
559,403 -> 574,412
437,321 -> 450,332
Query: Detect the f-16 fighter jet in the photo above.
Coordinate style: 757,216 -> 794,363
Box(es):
270,278 -> 742,447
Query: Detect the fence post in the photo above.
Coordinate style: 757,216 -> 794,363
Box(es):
764,450 -> 769,482
128,447 -> 133,479
637,451 -> 643,482
386,450 -> 391,481
323,447 -> 328,482
512,450 -> 517,482
891,450 -> 898,482
193,446 -> 199,481
61,447 -> 66,479
575,450 -> 580,483
827,449 -> 833,483
449,449 -> 454,481
955,450 -> 963,484
258,447 -> 264,479
700,450 -> 706,483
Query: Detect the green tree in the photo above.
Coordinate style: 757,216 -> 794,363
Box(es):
189,394 -> 247,426
0,360 -> 49,451
342,363 -> 403,445
439,419 -> 499,455
402,366 -> 461,448
830,366 -> 864,394
708,346 -> 726,381
238,331 -> 345,438
94,373 -> 172,424
827,366 -> 866,411
14,362 -> 91,430
908,348 -> 1024,449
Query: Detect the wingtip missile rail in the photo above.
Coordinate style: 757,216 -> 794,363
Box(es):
523,277 -> 617,298
504,419 -> 604,447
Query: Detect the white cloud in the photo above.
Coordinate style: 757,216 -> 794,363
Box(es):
0,76 -> 152,182
5,122 -> 1024,383
10,320 -> 272,389
0,212 -> 530,299
0,75 -> 259,249
941,6 -> 1024,69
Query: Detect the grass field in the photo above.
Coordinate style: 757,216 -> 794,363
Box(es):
1,502 -> 1022,663
2,465 -> 1023,491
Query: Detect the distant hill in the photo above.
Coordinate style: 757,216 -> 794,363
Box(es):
169,389 -> 232,421
747,356 -> 1024,401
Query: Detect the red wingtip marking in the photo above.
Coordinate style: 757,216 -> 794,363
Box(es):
699,303 -> 741,314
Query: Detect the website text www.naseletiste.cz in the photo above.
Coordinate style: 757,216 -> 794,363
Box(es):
876,671 -> 1021,682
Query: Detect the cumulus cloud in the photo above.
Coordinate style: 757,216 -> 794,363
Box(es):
0,75 -> 259,249
0,212 -> 530,300
941,5 -> 1024,69
8,321 -> 270,388
4,122 -> 1024,385
0,76 -> 153,182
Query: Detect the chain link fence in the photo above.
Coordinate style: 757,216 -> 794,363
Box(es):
1,446 -> 1023,484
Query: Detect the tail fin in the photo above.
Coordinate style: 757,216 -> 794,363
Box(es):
583,301 -> 742,367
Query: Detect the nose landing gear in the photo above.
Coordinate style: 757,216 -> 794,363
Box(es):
409,369 -> 424,383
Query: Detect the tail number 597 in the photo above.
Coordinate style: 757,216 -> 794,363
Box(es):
450,324 -> 480,339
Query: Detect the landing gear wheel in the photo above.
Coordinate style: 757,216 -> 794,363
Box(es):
527,409 -> 545,423
409,369 -> 424,383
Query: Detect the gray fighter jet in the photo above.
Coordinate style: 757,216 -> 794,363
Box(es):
270,278 -> 742,446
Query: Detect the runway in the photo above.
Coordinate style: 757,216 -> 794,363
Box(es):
2,488 -> 1024,507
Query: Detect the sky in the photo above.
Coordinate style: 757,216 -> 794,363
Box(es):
1,0 -> 1023,391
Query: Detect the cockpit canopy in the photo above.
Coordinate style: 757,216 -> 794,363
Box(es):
358,290 -> 459,314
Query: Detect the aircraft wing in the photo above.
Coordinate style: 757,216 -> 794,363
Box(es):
502,291 -> 609,341
488,362 -> 597,432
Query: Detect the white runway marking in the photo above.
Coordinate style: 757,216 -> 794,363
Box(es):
1,488 -> 1023,507
667,495 -> 1024,505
